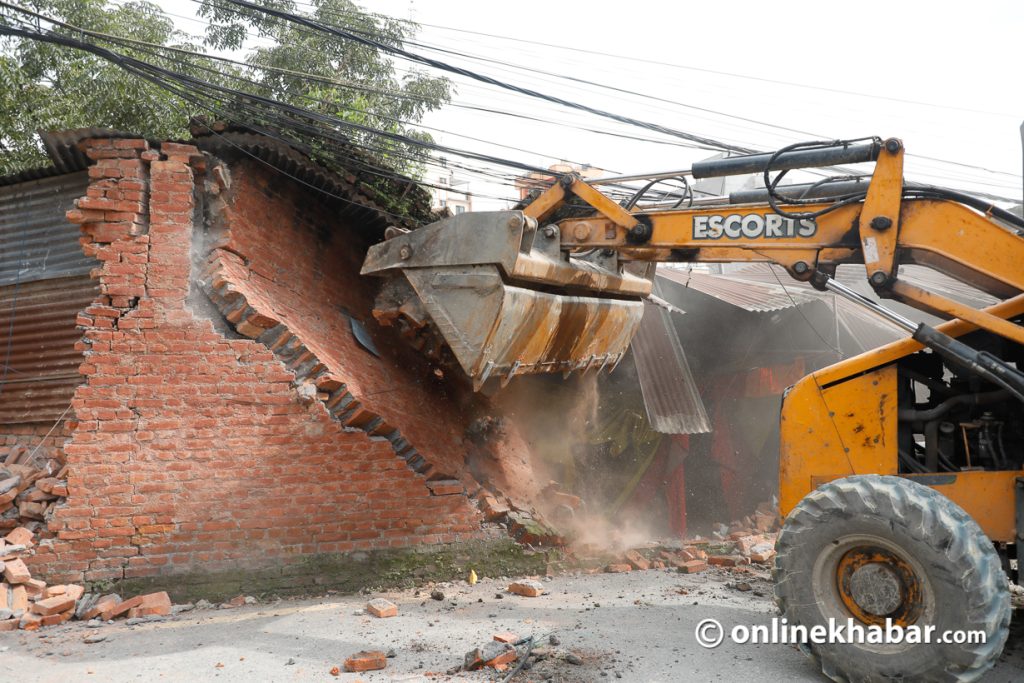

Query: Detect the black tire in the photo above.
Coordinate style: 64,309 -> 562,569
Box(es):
774,474 -> 1010,682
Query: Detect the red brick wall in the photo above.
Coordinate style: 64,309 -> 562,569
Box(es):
34,140 -> 490,586
207,162 -> 478,481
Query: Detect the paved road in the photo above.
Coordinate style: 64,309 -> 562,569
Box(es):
2,567 -> 1022,682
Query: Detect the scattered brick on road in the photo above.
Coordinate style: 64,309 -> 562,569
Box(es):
508,580 -> 544,597
127,591 -> 172,618
366,598 -> 398,618
82,594 -> 120,621
102,595 -> 144,620
678,560 -> 708,574
344,650 -> 387,672
624,550 -> 650,571
31,595 -> 76,617
465,641 -> 517,670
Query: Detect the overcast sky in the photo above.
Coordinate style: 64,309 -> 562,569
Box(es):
165,0 -> 1024,209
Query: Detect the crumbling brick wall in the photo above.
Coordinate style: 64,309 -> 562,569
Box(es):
33,139 -> 504,589
203,160 -> 480,483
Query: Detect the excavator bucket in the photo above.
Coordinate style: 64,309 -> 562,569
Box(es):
361,210 -> 651,389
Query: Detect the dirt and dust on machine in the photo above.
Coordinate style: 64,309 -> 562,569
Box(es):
362,134 -> 1024,682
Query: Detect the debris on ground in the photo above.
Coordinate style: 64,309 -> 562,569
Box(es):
508,579 -> 544,597
464,640 -> 518,671
344,650 -> 387,672
2,525 -> 176,631
0,446 -> 69,529
366,598 -> 398,618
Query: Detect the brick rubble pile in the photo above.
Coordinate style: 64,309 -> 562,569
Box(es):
1,526 -> 170,631
0,445 -> 68,530
572,500 -> 782,575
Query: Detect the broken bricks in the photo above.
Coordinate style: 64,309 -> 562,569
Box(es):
0,448 -> 70,526
677,560 -> 708,574
126,591 -> 172,618
623,550 -> 650,571
708,555 -> 750,567
3,558 -> 30,584
344,650 -> 387,672
464,641 -> 517,671
30,594 -> 76,617
4,527 -> 34,547
508,579 -> 544,597
365,598 -> 398,618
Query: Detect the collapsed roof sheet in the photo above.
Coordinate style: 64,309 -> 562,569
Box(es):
630,288 -> 710,435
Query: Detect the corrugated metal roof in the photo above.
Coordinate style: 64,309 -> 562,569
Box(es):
830,298 -> 907,353
5,126 -> 433,229
191,129 -> 433,230
0,169 -> 95,424
659,264 -> 913,355
0,275 -> 96,424
39,128 -> 142,175
728,262 -> 999,309
631,296 -> 710,435
0,129 -> 141,187
898,265 -> 999,309
0,172 -> 92,286
657,267 -> 819,312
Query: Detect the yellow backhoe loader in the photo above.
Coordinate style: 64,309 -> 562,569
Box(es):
362,136 -> 1024,682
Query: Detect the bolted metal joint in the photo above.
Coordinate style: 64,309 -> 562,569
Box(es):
884,138 -> 902,154
870,216 -> 893,231
869,270 -> 890,288
542,225 -> 558,239
625,215 -> 654,245
399,245 -> 413,260
792,260 -> 810,275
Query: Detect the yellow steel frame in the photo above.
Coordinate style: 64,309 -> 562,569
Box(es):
527,139 -> 1024,542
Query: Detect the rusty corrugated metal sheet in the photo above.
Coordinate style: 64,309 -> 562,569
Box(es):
729,263 -> 999,309
899,265 -> 999,309
0,275 -> 96,424
39,128 -> 141,175
658,267 -> 818,312
0,169 -> 95,424
192,131 -> 431,231
0,129 -> 142,187
631,296 -> 710,435
828,298 -> 906,353
0,172 -> 92,286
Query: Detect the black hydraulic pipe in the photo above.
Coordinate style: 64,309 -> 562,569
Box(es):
913,325 -> 1024,405
692,142 -> 880,179
821,273 -> 1024,406
730,179 -> 880,204
897,389 -> 1009,422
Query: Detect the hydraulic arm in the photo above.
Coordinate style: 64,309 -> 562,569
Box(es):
363,137 -> 1024,395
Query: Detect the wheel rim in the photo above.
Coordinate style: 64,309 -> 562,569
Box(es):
811,534 -> 934,652
835,544 -> 924,626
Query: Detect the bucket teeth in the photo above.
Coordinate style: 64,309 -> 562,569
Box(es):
361,210 -> 650,390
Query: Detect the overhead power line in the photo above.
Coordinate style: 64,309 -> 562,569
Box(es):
285,0 -> 1020,120
214,0 -> 756,156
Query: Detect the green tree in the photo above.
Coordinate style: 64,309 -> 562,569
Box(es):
0,0 -> 450,177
